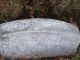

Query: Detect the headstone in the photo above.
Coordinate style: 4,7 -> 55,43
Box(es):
0,18 -> 80,59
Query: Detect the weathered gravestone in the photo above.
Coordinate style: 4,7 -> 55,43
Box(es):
0,18 -> 80,59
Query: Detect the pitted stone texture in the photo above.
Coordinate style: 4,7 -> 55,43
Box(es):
0,18 -> 80,58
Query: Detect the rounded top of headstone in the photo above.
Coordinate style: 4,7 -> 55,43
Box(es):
0,18 -> 79,33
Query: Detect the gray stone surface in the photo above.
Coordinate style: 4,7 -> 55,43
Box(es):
0,18 -> 80,58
